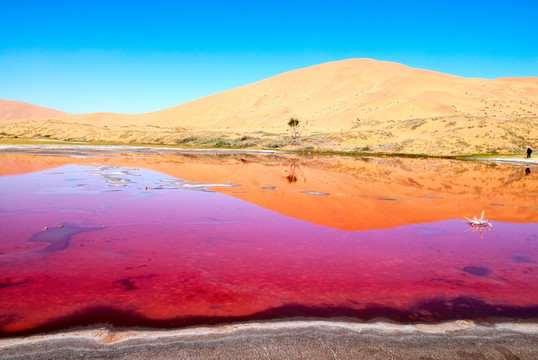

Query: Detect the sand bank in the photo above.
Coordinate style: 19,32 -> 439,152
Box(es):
1,320 -> 537,359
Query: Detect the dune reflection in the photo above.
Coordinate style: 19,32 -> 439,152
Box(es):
1,153 -> 536,230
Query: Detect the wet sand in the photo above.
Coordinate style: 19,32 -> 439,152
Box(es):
1,321 -> 537,360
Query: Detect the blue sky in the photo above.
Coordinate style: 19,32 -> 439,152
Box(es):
1,0 -> 537,114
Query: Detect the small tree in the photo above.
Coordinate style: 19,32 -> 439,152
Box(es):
288,118 -> 300,139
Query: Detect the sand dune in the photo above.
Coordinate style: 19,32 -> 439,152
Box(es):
26,59 -> 538,131
0,99 -> 68,123
1,59 -> 537,155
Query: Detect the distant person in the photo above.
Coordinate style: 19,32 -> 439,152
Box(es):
527,147 -> 533,158
525,167 -> 531,175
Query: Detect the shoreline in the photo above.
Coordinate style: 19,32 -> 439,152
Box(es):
0,144 -> 283,156
1,320 -> 537,359
1,144 -> 538,165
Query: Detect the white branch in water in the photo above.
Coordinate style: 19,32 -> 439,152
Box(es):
464,210 -> 492,228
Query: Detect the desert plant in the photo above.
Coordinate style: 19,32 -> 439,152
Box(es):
214,139 -> 231,148
175,136 -> 197,144
288,118 -> 300,139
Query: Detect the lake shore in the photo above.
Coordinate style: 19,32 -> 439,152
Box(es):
1,320 -> 537,360
1,143 -> 538,165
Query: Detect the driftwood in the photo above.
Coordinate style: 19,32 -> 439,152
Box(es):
464,210 -> 492,238
464,210 -> 492,228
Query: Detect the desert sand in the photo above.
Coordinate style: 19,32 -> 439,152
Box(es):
1,59 -> 537,155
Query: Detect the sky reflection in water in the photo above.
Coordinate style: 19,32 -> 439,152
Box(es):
0,153 -> 537,335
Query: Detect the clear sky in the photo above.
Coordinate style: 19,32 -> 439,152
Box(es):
1,0 -> 537,114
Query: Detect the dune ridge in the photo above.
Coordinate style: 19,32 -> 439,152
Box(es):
1,59 -> 537,155
0,99 -> 68,123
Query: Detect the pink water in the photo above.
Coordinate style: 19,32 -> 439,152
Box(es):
0,155 -> 537,336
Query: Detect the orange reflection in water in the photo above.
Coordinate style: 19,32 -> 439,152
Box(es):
1,153 -> 536,230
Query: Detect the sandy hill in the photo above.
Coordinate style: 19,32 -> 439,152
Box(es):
0,99 -> 68,123
1,59 -> 537,155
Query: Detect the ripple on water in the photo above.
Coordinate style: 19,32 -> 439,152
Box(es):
301,191 -> 330,196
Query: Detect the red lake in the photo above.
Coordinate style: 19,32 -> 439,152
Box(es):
0,151 -> 537,336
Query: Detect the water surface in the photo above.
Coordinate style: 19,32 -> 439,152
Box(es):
0,152 -> 537,336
